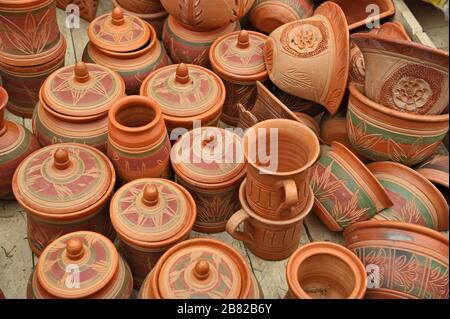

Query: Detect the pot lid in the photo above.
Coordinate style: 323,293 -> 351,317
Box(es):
170,127 -> 245,185
36,231 -> 119,299
42,62 -> 125,117
210,30 -> 268,82
13,143 -> 114,215
154,239 -> 250,299
88,7 -> 151,53
140,63 -> 225,118
110,178 -> 196,244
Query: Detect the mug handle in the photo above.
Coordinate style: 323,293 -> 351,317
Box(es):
226,209 -> 253,244
276,179 -> 298,214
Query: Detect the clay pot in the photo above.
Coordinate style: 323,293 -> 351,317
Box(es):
344,221 -> 449,299
140,63 -> 226,137
107,96 -> 172,183
264,2 -> 349,115
368,161 -> 448,231
82,7 -> 171,95
210,30 -> 268,126
330,0 -> 395,31
227,179 -> 312,261
163,15 -> 240,69
294,112 -> 320,140
243,119 -> 320,220
286,242 -> 367,299
32,62 -> 125,152
369,21 -> 412,41
416,144 -> 449,189
310,143 -> 393,231
12,143 -> 116,256
271,85 -> 326,117
57,0 -> 99,22
347,83 -> 449,166
248,0 -> 314,34
171,127 -> 246,233
27,231 -> 133,299
352,33 -> 449,115
139,238 -> 258,299
116,0 -> 164,13
160,0 -> 255,31
110,178 -> 196,288
0,87 -> 40,200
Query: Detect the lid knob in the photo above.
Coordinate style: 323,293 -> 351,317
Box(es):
193,260 -> 210,280
142,184 -> 159,206
74,62 -> 90,83
175,63 -> 190,84
237,30 -> 250,49
53,149 -> 71,170
112,7 -> 125,26
202,133 -> 216,148
66,238 -> 85,261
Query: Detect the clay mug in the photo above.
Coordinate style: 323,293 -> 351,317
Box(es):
243,119 -> 320,220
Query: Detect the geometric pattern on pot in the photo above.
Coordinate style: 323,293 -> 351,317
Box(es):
368,162 -> 449,231
347,83 -> 449,167
310,143 -> 392,231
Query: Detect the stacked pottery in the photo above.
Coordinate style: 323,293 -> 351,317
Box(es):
0,0 -> 66,118
227,119 -> 320,260
160,0 -> 254,67
82,7 -> 171,95
56,0 -> 98,22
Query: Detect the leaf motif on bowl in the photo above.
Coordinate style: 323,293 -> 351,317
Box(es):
392,253 -> 418,293
310,162 -> 342,203
330,190 -> 369,228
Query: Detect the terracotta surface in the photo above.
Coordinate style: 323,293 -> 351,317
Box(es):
57,0 -> 98,21
286,242 -> 367,299
369,161 -> 448,231
160,0 -> 255,30
249,0 -> 314,34
227,179 -> 312,261
139,238 -> 255,298
110,178 -> 196,287
310,143 -> 393,231
344,221 -> 449,299
0,87 -> 40,200
243,119 -> 320,220
140,63 -> 225,136
271,85 -> 325,117
107,96 -> 172,183
353,32 -> 449,115
347,83 -> 449,166
33,62 -> 125,152
264,2 -> 349,115
320,109 -> 354,151
12,143 -> 116,255
294,112 -> 320,140
171,127 -> 246,233
369,21 -> 412,41
416,144 -> 449,189
116,0 -> 164,13
28,231 -> 133,299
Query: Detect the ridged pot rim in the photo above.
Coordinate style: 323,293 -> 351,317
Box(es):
0,86 -> 7,112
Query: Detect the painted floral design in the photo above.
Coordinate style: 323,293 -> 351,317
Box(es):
392,254 -> 418,293
310,162 -> 342,203
388,138 -> 438,167
280,21 -> 328,57
347,116 -> 383,153
330,191 -> 369,228
392,77 -> 432,111
426,264 -> 449,299
195,190 -> 239,225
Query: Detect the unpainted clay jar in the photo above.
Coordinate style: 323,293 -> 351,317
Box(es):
107,96 -> 172,183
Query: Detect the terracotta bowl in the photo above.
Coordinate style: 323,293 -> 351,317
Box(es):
320,109 -> 354,152
286,242 -> 367,299
347,83 -> 449,166
310,142 -> 393,231
115,0 -> 164,14
344,221 -> 449,299
415,144 -> 449,189
368,161 -> 449,231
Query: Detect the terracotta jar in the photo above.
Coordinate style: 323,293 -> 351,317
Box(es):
416,144 -> 449,189
57,0 -> 99,21
249,0 -> 314,34
139,238 -> 260,299
160,0 -> 255,31
310,143 -> 392,231
171,127 -> 246,233
0,87 -> 40,200
347,83 -> 449,166
82,7 -> 170,95
210,30 -> 268,127
12,143 -> 116,256
264,2 -> 349,115
115,0 -> 164,13
352,33 -> 449,115
243,119 -> 320,220
140,63 -> 226,137
344,221 -> 449,299
32,62 -> 125,152
163,15 -> 240,68
227,179 -> 312,261
110,178 -> 196,288
27,231 -> 133,299
107,96 -> 172,183
368,161 -> 448,231
286,242 -> 367,299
